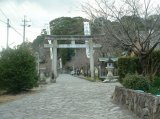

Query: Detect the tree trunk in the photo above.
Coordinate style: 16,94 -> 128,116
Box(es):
139,54 -> 148,76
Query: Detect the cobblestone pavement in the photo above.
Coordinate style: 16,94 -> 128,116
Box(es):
0,74 -> 140,119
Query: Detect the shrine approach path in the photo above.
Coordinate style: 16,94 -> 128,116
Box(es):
0,74 -> 139,119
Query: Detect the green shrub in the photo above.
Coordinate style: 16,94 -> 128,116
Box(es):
150,50 -> 160,76
147,77 -> 160,95
118,50 -> 160,82
123,74 -> 149,91
152,76 -> 160,88
0,44 -> 38,93
118,57 -> 139,82
148,87 -> 160,95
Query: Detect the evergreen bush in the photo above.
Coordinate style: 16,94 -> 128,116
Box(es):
123,74 -> 149,91
0,44 -> 38,93
150,50 -> 160,76
152,76 -> 160,88
118,56 -> 139,82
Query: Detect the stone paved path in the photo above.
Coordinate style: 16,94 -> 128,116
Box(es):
0,74 -> 139,119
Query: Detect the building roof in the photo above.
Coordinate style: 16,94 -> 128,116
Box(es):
98,57 -> 118,62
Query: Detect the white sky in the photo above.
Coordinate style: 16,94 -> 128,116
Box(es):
0,0 -> 160,50
0,0 -> 89,49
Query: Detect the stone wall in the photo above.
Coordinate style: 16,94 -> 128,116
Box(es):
112,86 -> 160,119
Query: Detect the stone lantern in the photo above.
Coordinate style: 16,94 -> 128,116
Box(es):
103,58 -> 114,82
107,57 -> 114,68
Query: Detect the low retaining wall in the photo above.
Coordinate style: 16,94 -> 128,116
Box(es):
112,86 -> 160,119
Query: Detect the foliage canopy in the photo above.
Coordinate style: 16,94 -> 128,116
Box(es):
50,17 -> 87,65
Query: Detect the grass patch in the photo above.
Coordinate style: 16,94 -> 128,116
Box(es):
85,76 -> 102,82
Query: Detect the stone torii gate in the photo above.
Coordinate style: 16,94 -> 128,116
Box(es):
44,35 -> 102,82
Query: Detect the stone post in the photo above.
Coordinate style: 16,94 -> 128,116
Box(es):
89,39 -> 95,80
52,40 -> 57,82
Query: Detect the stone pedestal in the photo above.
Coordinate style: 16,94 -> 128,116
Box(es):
39,72 -> 47,84
106,67 -> 114,77
103,67 -> 114,82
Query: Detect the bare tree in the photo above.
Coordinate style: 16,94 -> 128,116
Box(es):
82,0 -> 160,76
66,49 -> 88,68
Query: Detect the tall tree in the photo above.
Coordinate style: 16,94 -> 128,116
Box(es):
82,0 -> 160,76
50,17 -> 85,35
49,17 -> 87,65
32,29 -> 48,63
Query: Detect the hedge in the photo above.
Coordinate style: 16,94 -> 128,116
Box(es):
150,50 -> 160,76
118,50 -> 160,82
118,56 -> 139,82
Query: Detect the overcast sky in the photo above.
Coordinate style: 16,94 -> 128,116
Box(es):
0,0 -> 160,50
0,0 -> 88,49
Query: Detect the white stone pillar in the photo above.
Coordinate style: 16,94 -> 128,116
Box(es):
89,39 -> 95,80
52,40 -> 57,81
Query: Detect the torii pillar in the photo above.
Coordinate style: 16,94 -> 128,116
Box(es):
51,40 -> 57,82
89,39 -> 94,80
